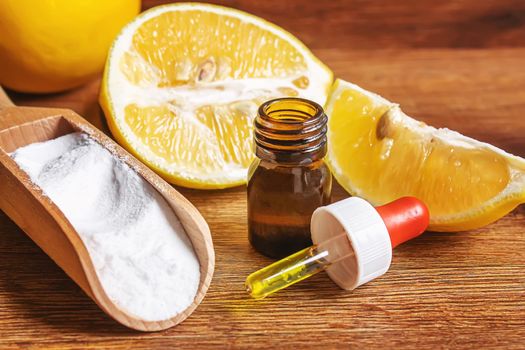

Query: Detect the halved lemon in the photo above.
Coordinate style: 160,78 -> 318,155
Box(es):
100,3 -> 333,189
326,79 -> 525,231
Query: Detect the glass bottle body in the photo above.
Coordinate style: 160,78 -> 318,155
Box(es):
247,97 -> 332,259
248,158 -> 331,258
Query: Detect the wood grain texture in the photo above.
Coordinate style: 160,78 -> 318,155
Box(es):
1,0 -> 524,348
144,0 -> 525,49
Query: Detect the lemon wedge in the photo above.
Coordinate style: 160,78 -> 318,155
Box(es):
100,3 -> 333,188
326,79 -> 525,231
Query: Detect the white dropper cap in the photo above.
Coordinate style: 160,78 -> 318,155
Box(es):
311,196 -> 429,290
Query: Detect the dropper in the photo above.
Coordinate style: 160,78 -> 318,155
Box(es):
246,197 -> 429,299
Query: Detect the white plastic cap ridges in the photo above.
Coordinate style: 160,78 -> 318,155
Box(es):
310,197 -> 392,290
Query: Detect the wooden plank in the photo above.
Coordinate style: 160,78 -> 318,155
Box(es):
144,0 -> 525,49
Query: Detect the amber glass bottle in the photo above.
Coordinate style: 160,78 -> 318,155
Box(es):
247,97 -> 332,259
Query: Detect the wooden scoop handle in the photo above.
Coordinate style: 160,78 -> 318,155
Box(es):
0,86 -> 15,109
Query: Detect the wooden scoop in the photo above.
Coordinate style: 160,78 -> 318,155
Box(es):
0,87 -> 214,331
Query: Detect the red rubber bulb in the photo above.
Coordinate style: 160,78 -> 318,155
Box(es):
375,197 -> 430,248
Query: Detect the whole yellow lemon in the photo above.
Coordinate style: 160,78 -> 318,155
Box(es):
0,0 -> 141,93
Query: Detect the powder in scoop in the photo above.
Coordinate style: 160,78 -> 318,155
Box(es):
11,132 -> 200,321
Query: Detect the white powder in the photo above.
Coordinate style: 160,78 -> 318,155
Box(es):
10,132 -> 200,322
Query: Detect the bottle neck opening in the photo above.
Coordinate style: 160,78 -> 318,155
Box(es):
254,97 -> 328,164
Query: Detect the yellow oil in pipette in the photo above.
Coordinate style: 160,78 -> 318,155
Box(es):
245,232 -> 352,299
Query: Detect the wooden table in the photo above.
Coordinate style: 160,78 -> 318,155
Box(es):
1,0 -> 524,348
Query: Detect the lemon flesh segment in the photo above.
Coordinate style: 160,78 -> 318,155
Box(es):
326,79 -> 525,231
101,3 -> 333,188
